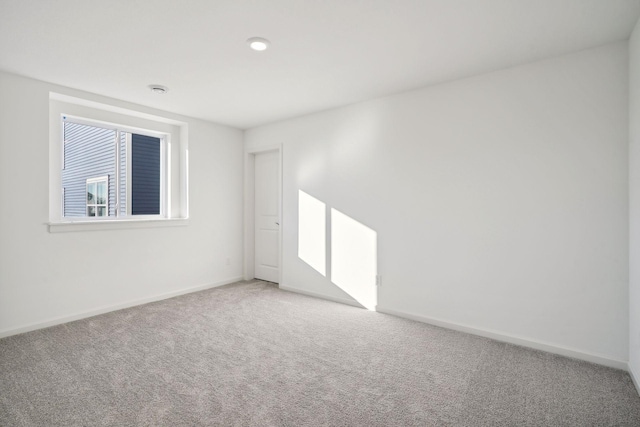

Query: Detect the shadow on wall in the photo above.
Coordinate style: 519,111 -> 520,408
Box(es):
298,190 -> 378,310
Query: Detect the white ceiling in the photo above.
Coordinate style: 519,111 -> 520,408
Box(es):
1,0 -> 639,129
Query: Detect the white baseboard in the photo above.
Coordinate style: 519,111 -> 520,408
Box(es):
279,284 -> 364,309
375,306 -> 628,370
275,286 -> 627,370
629,363 -> 640,397
0,276 -> 244,339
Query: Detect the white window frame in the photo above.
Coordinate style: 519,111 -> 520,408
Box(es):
86,175 -> 109,217
61,115 -> 169,220
48,92 -> 189,233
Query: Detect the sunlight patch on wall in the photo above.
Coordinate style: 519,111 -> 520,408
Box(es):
331,208 -> 377,310
298,190 -> 326,276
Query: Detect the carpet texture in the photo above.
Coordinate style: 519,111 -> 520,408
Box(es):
1,280 -> 639,426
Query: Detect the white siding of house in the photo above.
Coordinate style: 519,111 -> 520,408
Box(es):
119,132 -> 127,216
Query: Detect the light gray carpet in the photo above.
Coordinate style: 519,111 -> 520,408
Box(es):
1,280 -> 639,426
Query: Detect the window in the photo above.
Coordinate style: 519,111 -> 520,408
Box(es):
86,176 -> 108,217
61,117 -> 165,219
49,93 -> 189,232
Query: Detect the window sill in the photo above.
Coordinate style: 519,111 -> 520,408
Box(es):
48,218 -> 189,233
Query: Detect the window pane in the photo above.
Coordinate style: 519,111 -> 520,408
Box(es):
131,134 -> 161,215
62,121 -> 116,217
87,206 -> 96,217
96,181 -> 107,204
87,182 -> 96,203
97,206 -> 107,217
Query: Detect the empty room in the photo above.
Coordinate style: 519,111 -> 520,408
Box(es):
2,0 -> 640,425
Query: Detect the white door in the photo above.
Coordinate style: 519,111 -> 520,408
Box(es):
254,150 -> 280,283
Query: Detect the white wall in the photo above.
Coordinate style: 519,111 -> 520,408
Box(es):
630,18 -> 640,384
0,71 -> 244,336
246,42 -> 630,365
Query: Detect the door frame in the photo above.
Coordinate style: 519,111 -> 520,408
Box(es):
244,144 -> 282,283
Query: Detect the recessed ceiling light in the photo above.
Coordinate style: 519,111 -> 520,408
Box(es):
148,84 -> 168,94
247,37 -> 270,51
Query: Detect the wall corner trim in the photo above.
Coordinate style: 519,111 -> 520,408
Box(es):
0,276 -> 243,339
629,363 -> 640,397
